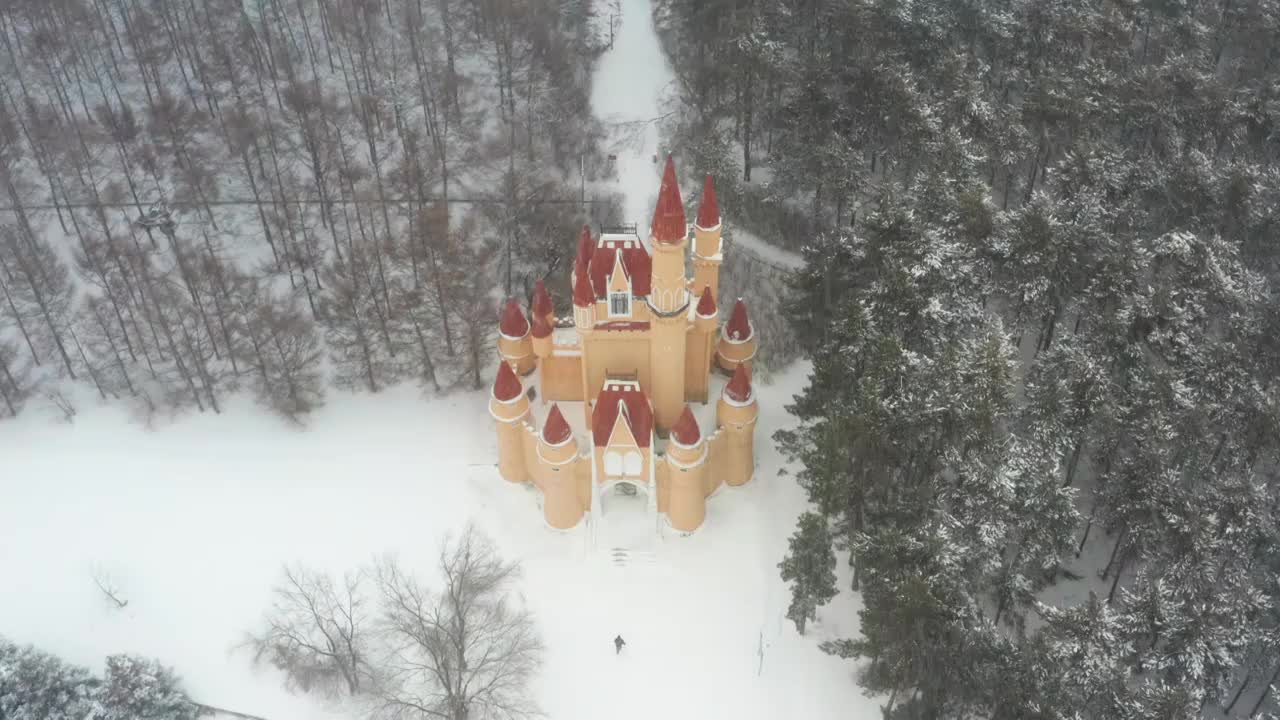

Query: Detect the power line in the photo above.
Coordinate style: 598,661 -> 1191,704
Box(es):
0,196 -> 611,213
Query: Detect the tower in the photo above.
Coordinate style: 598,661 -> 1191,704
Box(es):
716,299 -> 758,374
490,362 -> 530,482
532,279 -> 555,328
686,285 -> 718,402
648,155 -> 690,433
537,404 -> 585,529
692,175 -> 723,304
716,364 -> 758,486
498,299 -> 535,375
665,406 -> 708,532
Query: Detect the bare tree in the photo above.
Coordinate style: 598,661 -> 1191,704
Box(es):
244,564 -> 372,698
372,525 -> 542,720
0,338 -> 33,418
231,276 -> 325,422
91,565 -> 129,610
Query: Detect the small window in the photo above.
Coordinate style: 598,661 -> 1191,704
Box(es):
609,292 -> 630,317
604,451 -> 622,476
623,452 -> 643,477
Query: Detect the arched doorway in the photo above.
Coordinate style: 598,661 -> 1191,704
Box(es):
597,479 -> 656,552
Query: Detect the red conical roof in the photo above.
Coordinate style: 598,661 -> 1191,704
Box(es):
499,298 -> 529,338
532,279 -> 553,318
493,361 -> 522,401
696,174 -> 719,229
724,364 -> 753,403
530,311 -> 552,339
577,224 -> 594,264
542,404 -> 572,445
573,267 -> 596,307
671,406 -> 701,446
696,285 -> 717,317
725,299 -> 751,341
651,155 -> 687,244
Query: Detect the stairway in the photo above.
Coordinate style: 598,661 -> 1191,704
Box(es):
609,547 -> 658,566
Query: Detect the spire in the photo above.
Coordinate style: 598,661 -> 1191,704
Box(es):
576,224 -> 594,264
696,284 -> 717,317
724,364 -> 753,403
725,299 -> 751,341
573,267 -> 595,307
530,311 -> 552,339
493,361 -> 522,401
671,406 -> 701,446
696,174 -> 719,229
651,155 -> 687,244
532,279 -> 553,318
542,404 -> 572,445
499,298 -> 529,338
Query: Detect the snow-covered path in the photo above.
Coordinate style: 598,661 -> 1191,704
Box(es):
590,0 -> 674,234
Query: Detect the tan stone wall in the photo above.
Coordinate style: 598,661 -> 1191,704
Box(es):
648,314 -> 688,432
684,325 -> 715,403
664,456 -> 708,532
541,354 -> 583,401
494,417 -> 529,482
655,462 -> 671,512
583,333 -> 652,403
692,257 -> 721,306
505,421 -> 592,530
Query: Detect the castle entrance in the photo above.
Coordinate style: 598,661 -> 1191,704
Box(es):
597,480 -> 657,552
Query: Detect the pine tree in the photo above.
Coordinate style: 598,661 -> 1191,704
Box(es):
0,638 -> 98,720
99,654 -> 207,720
778,512 -> 837,635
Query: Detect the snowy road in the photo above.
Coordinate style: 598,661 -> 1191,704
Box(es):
590,0 -> 674,236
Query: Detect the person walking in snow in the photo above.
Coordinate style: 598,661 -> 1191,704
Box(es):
614,635 -> 626,655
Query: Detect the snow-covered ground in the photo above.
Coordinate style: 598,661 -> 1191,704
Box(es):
0,363 -> 879,720
1,1 -> 881,718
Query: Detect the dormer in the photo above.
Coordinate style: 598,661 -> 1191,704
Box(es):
607,249 -> 632,318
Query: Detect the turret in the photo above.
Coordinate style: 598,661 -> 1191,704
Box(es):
537,404 -> 585,529
532,279 -> 555,328
716,364 -> 758,487
573,267 -> 595,331
665,406 -> 708,532
716,298 -> 757,375
498,299 -> 535,375
684,285 -> 719,403
531,311 -> 552,360
490,362 -> 530,482
648,155 -> 691,433
692,174 -> 724,304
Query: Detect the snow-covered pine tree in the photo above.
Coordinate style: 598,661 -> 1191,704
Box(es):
98,654 -> 207,720
0,638 -> 98,720
778,512 -> 837,635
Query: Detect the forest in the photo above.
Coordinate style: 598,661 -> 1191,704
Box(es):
655,0 -> 1280,717
0,0 -> 612,422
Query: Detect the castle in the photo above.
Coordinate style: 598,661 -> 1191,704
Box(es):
489,156 -> 759,535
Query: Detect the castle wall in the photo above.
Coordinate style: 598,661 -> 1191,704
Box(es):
684,325 -> 715,403
583,333 -> 651,403
655,462 -> 671,513
541,354 -> 583,401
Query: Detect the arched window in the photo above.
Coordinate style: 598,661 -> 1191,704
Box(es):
609,292 -> 631,317
604,451 -> 622,476
623,451 -> 643,477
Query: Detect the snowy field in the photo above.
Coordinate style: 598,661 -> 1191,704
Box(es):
0,361 -> 880,720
